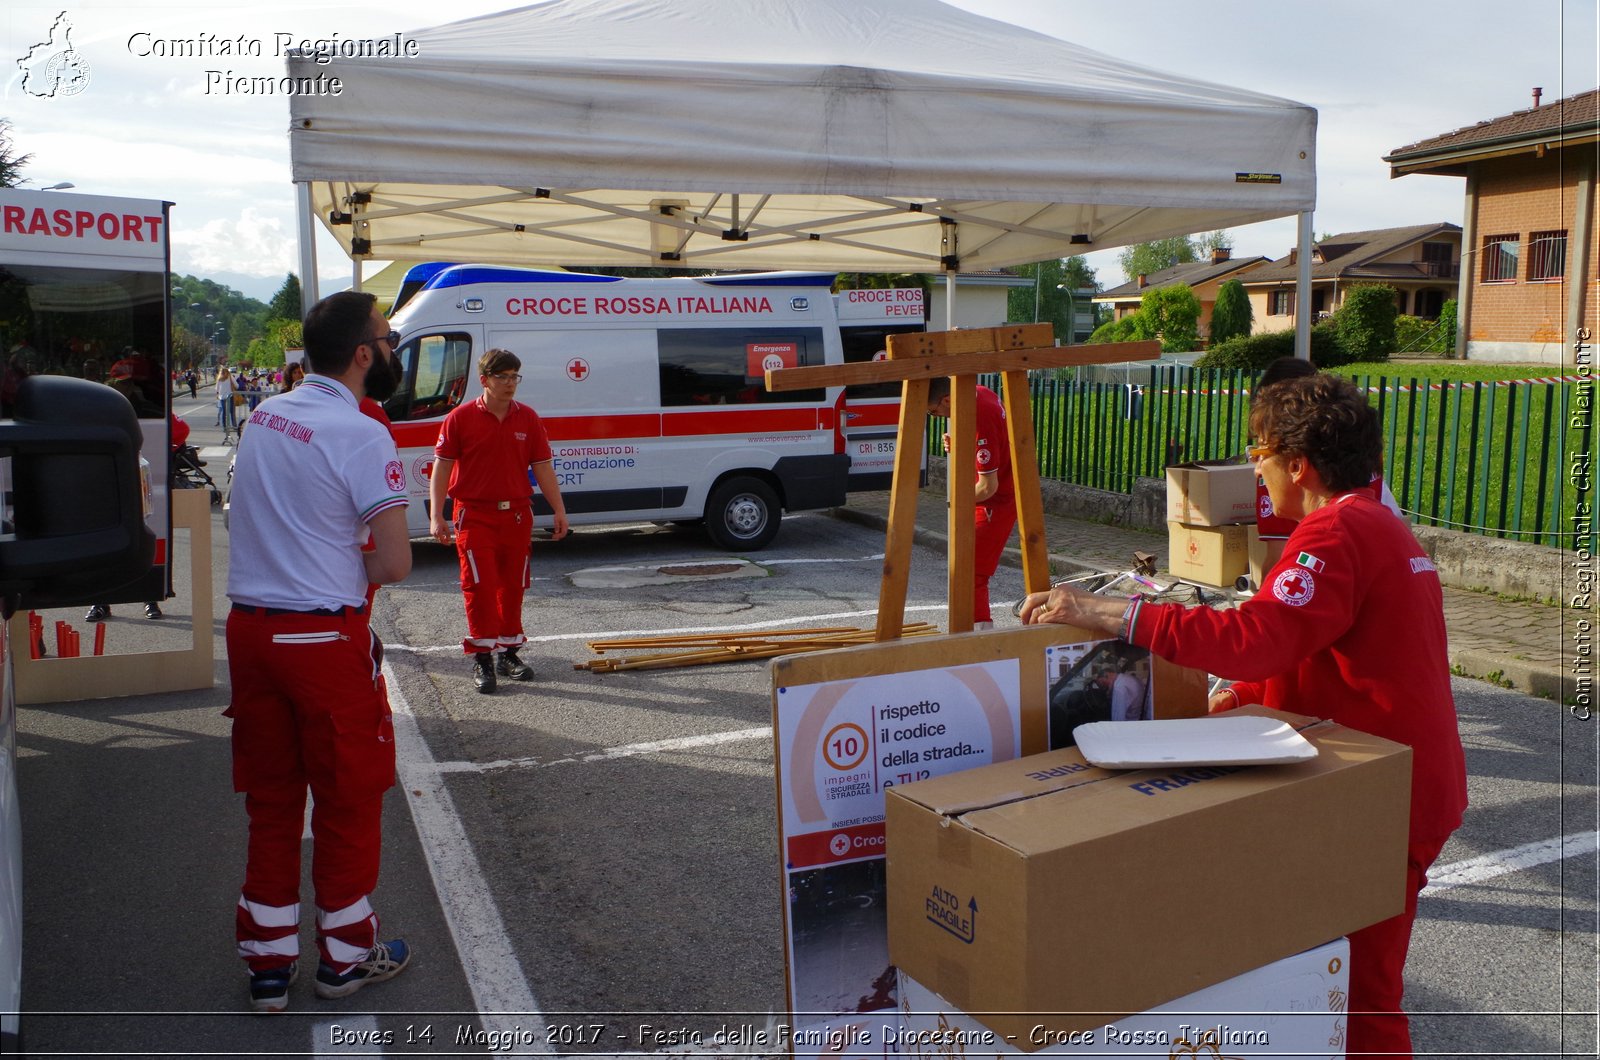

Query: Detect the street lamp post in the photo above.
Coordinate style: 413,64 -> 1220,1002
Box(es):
1055,284 -> 1077,344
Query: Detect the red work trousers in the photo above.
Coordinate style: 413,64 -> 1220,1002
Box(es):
225,605 -> 395,973
1345,830 -> 1452,1057
972,500 -> 1017,623
453,500 -> 533,654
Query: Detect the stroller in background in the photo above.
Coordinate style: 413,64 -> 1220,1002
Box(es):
172,442 -> 222,506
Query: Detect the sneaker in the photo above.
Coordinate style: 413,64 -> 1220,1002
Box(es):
249,961 -> 298,1014
144,602 -> 164,619
472,652 -> 497,694
495,649 -> 533,681
314,939 -> 410,1000
84,604 -> 110,623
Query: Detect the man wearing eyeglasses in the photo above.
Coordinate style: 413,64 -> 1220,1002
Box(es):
225,291 -> 412,1013
429,348 -> 569,693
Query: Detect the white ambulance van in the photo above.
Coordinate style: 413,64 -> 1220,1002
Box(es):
383,266 -> 863,550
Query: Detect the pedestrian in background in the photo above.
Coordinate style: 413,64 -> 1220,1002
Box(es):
428,349 -> 568,693
224,290 -> 412,1014
926,376 -> 1016,629
216,365 -> 236,435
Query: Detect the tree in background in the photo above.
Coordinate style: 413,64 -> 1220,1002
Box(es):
1209,278 -> 1253,344
171,274 -> 268,362
0,120 -> 30,188
171,325 -> 210,371
1335,283 -> 1399,362
1192,230 -> 1232,257
267,274 -> 302,322
1117,237 -> 1195,282
1005,257 -> 1102,339
1088,284 -> 1201,352
1116,230 -> 1234,285
1138,283 -> 1202,353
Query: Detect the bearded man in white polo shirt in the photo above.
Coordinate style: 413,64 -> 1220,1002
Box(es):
225,290 -> 413,1014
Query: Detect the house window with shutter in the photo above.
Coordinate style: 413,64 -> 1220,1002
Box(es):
1481,234 -> 1519,283
1269,290 -> 1294,316
1527,230 -> 1567,281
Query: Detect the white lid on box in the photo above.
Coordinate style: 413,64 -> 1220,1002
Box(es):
1074,715 -> 1319,769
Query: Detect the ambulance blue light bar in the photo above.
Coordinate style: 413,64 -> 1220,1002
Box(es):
415,265 -> 840,293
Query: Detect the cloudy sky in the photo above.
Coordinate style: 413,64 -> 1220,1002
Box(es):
2,0 -> 1594,301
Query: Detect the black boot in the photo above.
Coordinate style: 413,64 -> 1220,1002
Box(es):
472,652 -> 497,694
495,649 -> 533,681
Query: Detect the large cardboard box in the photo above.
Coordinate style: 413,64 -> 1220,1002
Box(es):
1168,521 -> 1249,587
1165,460 -> 1257,526
1248,524 -> 1290,592
885,709 -> 1410,1046
895,938 -> 1351,1058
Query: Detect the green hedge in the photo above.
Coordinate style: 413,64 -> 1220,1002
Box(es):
1194,319 -> 1348,370
1335,283 -> 1398,362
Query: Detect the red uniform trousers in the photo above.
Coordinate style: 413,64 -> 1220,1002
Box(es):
1345,831 -> 1451,1058
972,499 -> 1017,623
225,605 -> 395,974
452,500 -> 532,654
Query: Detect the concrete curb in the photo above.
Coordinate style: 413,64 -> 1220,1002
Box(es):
1449,649 -> 1574,702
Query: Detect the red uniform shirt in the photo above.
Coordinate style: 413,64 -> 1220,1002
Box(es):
974,385 -> 1014,509
1127,491 -> 1466,840
434,397 -> 554,503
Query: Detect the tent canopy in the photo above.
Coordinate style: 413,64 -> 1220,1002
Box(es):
288,0 -> 1316,274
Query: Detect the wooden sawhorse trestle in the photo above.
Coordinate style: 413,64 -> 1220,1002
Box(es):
769,324 -> 1158,640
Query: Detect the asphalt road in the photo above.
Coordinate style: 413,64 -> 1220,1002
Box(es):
15,503 -> 1597,1058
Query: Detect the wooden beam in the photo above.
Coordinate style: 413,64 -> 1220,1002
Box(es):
946,375 -> 976,632
888,323 -> 1054,356
1001,369 -> 1051,594
875,377 -> 930,641
766,340 -> 1160,391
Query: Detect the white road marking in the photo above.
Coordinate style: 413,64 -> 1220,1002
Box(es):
385,659 -> 552,1052
385,604 -> 948,653
313,1014 -> 383,1055
434,726 -> 771,775
1423,831 -> 1599,894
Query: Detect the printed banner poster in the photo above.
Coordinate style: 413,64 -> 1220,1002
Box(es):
775,661 -> 1021,1055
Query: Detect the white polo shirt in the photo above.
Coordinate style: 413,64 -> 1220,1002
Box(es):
226,376 -> 408,611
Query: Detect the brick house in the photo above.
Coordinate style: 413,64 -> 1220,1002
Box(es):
1236,223 -> 1462,335
1096,249 -> 1269,339
1384,87 -> 1598,363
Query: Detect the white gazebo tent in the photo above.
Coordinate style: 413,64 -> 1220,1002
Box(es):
287,0 -> 1318,344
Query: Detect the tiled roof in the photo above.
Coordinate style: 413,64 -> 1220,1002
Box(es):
1386,87 -> 1599,161
1099,256 -> 1268,299
1239,223 -> 1459,284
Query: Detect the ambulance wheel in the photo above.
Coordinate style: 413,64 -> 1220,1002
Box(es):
705,476 -> 780,551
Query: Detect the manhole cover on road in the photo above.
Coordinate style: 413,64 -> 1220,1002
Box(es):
568,558 -> 770,589
660,562 -> 744,577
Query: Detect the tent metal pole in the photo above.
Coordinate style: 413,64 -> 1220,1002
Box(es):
1294,210 -> 1313,360
296,182 -> 320,315
945,272 -> 955,330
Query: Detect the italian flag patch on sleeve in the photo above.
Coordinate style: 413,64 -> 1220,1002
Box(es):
1295,551 -> 1325,572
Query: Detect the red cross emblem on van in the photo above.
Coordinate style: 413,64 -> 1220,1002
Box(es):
566,357 -> 590,381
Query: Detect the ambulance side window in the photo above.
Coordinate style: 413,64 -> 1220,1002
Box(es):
657,327 -> 825,406
385,332 -> 472,421
841,324 -> 923,401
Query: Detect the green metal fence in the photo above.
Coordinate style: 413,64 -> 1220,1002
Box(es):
946,367 -> 1595,552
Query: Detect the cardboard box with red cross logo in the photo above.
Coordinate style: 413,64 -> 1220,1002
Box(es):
1167,521 -> 1248,587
